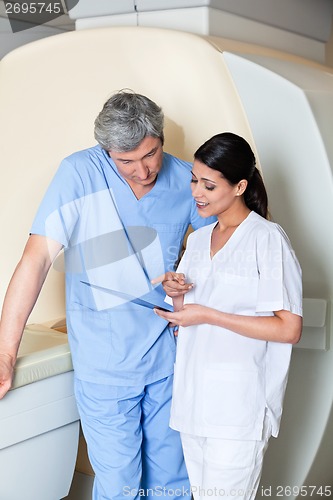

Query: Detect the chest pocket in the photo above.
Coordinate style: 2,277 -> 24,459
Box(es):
151,223 -> 189,271
209,272 -> 259,315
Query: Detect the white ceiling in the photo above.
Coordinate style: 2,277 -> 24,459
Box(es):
1,0 -> 332,39
0,0 -> 332,61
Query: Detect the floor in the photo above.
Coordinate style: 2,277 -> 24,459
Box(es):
63,471 -> 93,500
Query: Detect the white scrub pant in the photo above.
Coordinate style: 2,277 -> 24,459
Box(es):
180,418 -> 271,500
74,375 -> 190,500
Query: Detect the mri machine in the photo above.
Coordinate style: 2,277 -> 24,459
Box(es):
0,26 -> 332,499
0,322 -> 79,500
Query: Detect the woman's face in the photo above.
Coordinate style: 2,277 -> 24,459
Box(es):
190,160 -> 244,218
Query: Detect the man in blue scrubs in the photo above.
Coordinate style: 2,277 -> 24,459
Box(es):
0,90 -> 215,499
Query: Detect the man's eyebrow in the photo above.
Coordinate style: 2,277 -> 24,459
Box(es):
116,156 -> 132,162
143,147 -> 158,157
115,147 -> 158,162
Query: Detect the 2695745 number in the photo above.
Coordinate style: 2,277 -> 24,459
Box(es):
275,485 -> 332,497
5,2 -> 63,15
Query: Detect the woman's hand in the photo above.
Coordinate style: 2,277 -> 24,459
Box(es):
154,303 -> 210,328
151,272 -> 193,297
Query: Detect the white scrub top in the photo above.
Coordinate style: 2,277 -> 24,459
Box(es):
30,145 -> 215,386
169,211 -> 302,440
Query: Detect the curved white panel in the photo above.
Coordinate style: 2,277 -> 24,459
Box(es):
223,51 -> 333,497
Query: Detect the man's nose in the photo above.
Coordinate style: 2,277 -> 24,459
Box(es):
135,161 -> 150,178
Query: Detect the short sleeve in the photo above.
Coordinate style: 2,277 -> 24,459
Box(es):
256,225 -> 302,316
30,159 -> 85,247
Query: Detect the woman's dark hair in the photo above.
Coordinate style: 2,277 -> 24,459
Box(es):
194,132 -> 268,219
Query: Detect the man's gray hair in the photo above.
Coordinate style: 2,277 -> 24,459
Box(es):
94,89 -> 164,152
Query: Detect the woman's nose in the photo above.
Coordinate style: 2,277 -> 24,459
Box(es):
191,182 -> 202,197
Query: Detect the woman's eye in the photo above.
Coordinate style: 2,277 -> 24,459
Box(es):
190,179 -> 198,184
205,185 -> 215,191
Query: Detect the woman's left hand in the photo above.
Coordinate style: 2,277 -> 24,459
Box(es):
154,304 -> 210,328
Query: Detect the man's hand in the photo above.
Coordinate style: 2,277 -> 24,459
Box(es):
0,353 -> 14,399
0,234 -> 63,401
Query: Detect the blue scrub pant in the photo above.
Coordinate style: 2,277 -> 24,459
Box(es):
74,375 -> 191,500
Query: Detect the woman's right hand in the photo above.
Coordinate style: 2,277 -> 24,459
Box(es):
151,272 -> 193,297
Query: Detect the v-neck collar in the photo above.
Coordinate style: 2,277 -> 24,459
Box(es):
209,211 -> 253,261
102,147 -> 162,202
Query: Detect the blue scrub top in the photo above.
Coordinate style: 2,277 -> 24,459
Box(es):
31,145 -> 215,385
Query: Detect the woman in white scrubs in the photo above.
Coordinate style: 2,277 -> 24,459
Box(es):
154,132 -> 303,500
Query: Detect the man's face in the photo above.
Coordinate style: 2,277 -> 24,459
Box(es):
108,136 -> 163,191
